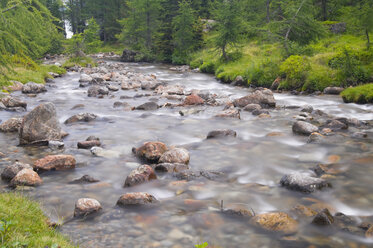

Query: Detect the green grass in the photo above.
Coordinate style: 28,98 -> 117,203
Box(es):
96,43 -> 124,55
62,56 -> 97,69
0,193 -> 76,247
0,64 -> 66,88
341,83 -> 373,104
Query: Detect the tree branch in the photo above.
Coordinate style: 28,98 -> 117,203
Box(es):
284,0 -> 307,54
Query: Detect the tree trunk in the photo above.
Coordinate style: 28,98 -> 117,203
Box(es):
222,44 -> 228,61
366,28 -> 370,49
321,0 -> 327,21
284,0 -> 307,55
266,0 -> 271,23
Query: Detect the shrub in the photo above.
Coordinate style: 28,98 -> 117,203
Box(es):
190,59 -> 203,69
341,84 -> 373,104
200,61 -> 216,74
302,67 -> 337,92
279,55 -> 311,90
246,60 -> 280,88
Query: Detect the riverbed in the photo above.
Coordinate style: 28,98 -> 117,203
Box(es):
1,61 -> 373,247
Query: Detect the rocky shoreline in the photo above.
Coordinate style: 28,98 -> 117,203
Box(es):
0,57 -> 372,247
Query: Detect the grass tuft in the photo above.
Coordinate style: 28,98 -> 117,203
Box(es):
341,84 -> 373,104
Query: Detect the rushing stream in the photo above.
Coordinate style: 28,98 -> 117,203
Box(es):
1,61 -> 373,247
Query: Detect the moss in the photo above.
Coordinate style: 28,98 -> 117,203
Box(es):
0,193 -> 76,247
341,84 -> 373,104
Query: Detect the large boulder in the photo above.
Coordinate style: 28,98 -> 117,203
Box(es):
0,96 -> 27,109
323,87 -> 344,95
117,192 -> 158,206
64,113 -> 97,124
0,118 -> 23,132
74,198 -> 102,218
19,103 -> 62,145
233,89 -> 276,108
124,164 -> 157,187
158,148 -> 190,165
22,82 -> 47,94
280,172 -> 331,193
9,169 -> 42,187
134,141 -> 168,163
1,162 -> 33,181
292,121 -> 318,135
34,155 -> 76,172
250,212 -> 298,234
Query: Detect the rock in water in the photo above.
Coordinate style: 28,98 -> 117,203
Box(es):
134,142 -> 168,163
19,103 -> 62,145
124,165 -> 157,187
312,208 -> 334,226
292,121 -> 318,135
0,118 -> 23,132
34,155 -> 76,172
117,192 -> 158,206
323,87 -> 344,95
183,94 -> 205,105
153,163 -> 189,173
9,169 -> 42,187
64,113 -> 97,124
0,96 -> 27,109
74,198 -> 102,218
22,82 -> 47,94
69,175 -> 100,184
280,172 -> 331,193
250,212 -> 298,234
206,129 -> 237,139
87,85 -> 109,97
78,140 -> 101,149
136,102 -> 159,111
1,162 -> 33,181
158,148 -> 190,164
233,89 -> 276,108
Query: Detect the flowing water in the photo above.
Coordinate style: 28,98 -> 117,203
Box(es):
0,62 -> 373,248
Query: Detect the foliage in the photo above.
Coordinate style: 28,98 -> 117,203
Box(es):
341,83 -> 373,104
280,55 -> 311,89
195,242 -> 209,248
0,193 -> 75,247
246,60 -> 280,88
62,56 -> 96,68
302,66 -> 336,92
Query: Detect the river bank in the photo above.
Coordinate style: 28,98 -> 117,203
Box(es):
0,59 -> 373,247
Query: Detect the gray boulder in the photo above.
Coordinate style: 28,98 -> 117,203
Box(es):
280,172 -> 331,193
1,162 -> 33,181
64,113 -> 97,124
87,85 -> 109,97
136,102 -> 159,111
323,87 -> 344,95
207,129 -> 237,139
22,82 -> 47,94
292,121 -> 318,135
0,118 -> 23,132
233,89 -> 276,108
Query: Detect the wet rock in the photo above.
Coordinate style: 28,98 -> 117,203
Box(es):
311,208 -> 334,226
9,169 -> 42,187
301,105 -> 313,113
106,84 -> 119,91
71,104 -> 85,110
2,81 -> 23,92
352,132 -> 368,138
222,207 -> 253,217
250,212 -> 298,234
307,132 -> 325,143
22,82 -> 47,94
153,163 -> 189,173
78,140 -> 101,149
124,165 -> 157,187
90,147 -> 105,156
183,94 -> 205,105
134,141 -> 168,163
69,175 -> 100,184
117,192 -> 158,206
179,108 -> 203,116
87,85 -> 109,97
252,109 -> 269,116
34,155 -> 76,172
280,172 -> 331,193
291,204 -> 317,217
366,226 -> 373,238
155,85 -> 185,95
0,96 -> 27,109
233,89 -> 276,108
141,81 -> 162,91
48,140 -> 65,149
334,212 -> 356,229
1,162 -> 32,181
243,104 -> 261,112
64,113 -> 98,124
324,120 -> 348,131
230,76 -> 246,86
113,101 -> 131,110
121,82 -> 141,90
136,102 -> 159,111
292,121 -> 318,135
0,118 -> 22,132
74,198 -> 102,218
158,148 -> 190,165
323,87 -> 344,95
79,74 -> 93,82
175,170 -> 225,181
19,103 -> 62,145
206,129 -> 237,139
215,108 -> 240,119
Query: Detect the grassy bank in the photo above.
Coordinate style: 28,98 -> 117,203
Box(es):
189,34 -> 373,93
341,84 -> 373,104
0,193 -> 75,247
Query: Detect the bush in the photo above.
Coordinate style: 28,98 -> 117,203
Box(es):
190,59 -> 203,69
62,56 -> 96,69
200,61 -> 216,74
302,67 -> 337,92
279,55 -> 311,90
246,60 -> 280,88
341,84 -> 373,104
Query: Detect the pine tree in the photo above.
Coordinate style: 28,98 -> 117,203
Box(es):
213,0 -> 244,60
84,18 -> 103,53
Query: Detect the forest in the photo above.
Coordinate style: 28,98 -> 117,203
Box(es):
1,0 -> 373,100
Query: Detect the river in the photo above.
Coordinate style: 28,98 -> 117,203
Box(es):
0,61 -> 372,247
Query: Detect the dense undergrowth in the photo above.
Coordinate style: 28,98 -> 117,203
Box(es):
0,193 -> 75,247
190,34 -> 373,93
341,84 -> 373,104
